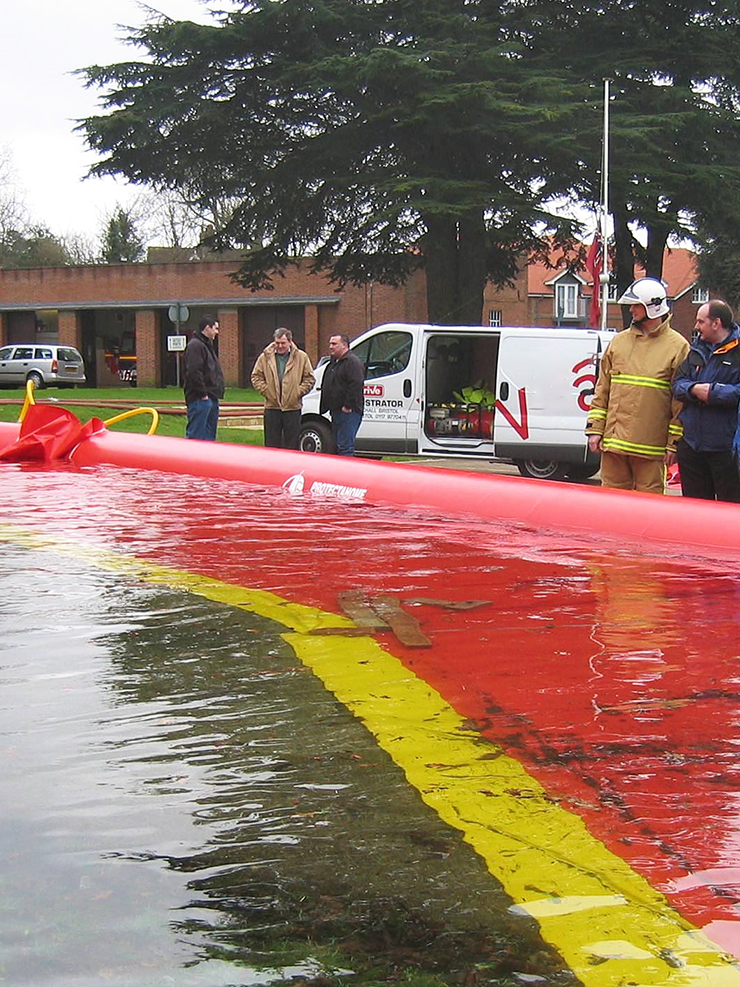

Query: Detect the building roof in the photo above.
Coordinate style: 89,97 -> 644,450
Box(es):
527,244 -> 698,299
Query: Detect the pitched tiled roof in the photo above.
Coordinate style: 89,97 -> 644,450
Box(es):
527,244 -> 698,299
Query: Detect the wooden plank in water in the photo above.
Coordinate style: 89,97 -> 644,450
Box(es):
370,594 -> 432,648
338,590 -> 389,630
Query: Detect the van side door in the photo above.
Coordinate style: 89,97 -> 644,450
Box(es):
493,330 -> 600,467
350,327 -> 418,454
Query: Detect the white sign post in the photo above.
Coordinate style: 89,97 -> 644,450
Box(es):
167,304 -> 190,387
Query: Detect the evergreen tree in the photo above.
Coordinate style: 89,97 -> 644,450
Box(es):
0,226 -> 72,269
80,0 -> 583,324
100,207 -> 145,263
80,0 -> 740,319
522,0 -> 740,295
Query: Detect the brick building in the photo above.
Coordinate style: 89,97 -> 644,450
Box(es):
0,245 -> 707,388
483,246 -> 704,341
0,259 -> 428,388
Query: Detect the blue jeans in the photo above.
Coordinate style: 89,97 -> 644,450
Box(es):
186,397 -> 219,441
331,410 -> 362,456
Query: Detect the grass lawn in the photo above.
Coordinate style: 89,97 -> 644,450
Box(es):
0,386 -> 265,445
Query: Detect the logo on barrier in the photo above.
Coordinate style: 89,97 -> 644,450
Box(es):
281,472 -> 368,502
282,473 -> 306,496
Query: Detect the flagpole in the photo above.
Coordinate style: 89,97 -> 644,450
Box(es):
600,78 -> 610,331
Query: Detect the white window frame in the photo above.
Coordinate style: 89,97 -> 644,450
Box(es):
555,282 -> 579,319
692,286 -> 709,304
488,309 -> 502,327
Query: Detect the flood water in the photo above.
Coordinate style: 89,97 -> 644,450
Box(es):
2,462 -> 740,986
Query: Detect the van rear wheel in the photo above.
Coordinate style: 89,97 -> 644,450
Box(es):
299,420 -> 335,454
516,459 -> 567,481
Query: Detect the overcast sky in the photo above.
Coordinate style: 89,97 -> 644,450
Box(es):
1,0 -> 214,246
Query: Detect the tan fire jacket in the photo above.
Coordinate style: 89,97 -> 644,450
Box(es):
585,318 -> 689,458
251,343 -> 315,411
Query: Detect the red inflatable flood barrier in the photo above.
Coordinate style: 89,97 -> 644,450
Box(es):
1,418 -> 737,562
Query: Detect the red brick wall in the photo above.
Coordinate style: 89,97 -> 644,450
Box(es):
216,308 -> 240,386
0,261 -> 429,381
482,268 -> 529,326
135,310 -> 159,387
304,304 -> 319,364
0,312 -> 7,347
58,311 -> 83,349
0,260 -> 408,309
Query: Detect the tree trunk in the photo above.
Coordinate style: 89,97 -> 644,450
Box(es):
456,211 -> 488,326
612,198 -> 635,328
644,225 -> 670,281
423,213 -> 458,325
422,211 -> 486,325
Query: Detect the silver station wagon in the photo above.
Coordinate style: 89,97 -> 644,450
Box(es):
0,344 -> 87,388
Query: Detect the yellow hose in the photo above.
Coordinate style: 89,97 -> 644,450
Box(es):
18,379 -> 37,423
18,384 -> 159,435
103,408 -> 160,435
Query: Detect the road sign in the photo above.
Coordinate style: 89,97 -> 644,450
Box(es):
168,304 -> 190,324
167,335 -> 187,352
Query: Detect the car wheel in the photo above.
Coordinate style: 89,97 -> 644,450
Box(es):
516,459 -> 567,481
299,420 -> 335,454
26,371 -> 44,390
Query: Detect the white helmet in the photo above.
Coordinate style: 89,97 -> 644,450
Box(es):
617,277 -> 670,318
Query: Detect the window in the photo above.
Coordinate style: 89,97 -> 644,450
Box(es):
0,347 -> 13,360
692,286 -> 709,304
351,330 -> 412,380
12,348 -> 34,360
488,309 -> 502,327
607,283 -> 619,301
35,348 -> 53,359
555,282 -> 579,319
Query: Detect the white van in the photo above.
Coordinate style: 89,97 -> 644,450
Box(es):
298,323 -> 615,480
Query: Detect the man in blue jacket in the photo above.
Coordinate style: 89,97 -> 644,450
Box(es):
672,299 -> 740,501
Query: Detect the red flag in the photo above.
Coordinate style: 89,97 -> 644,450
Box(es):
585,234 -> 603,327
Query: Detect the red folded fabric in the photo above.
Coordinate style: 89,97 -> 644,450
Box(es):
0,405 -> 105,462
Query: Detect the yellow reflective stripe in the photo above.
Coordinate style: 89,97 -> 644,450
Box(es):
612,373 -> 671,391
668,424 -> 683,435
587,407 -> 607,419
3,524 -> 740,986
603,437 -> 667,456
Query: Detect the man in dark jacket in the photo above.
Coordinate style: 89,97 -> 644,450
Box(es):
672,299 -> 740,501
183,315 -> 225,440
319,334 -> 365,455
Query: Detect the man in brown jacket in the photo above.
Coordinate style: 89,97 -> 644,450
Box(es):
251,328 -> 315,449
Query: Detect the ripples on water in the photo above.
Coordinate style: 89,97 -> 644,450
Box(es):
3,462 -> 740,980
0,465 -> 583,987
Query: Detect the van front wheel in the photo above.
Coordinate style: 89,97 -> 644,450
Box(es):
516,459 -> 567,481
299,420 -> 335,454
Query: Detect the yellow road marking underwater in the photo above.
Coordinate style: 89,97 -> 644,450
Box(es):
3,523 -> 739,986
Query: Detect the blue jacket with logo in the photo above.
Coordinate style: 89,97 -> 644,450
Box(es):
673,324 -> 740,452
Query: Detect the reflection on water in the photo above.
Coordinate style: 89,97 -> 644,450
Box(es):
0,530 -> 572,987
4,462 -> 740,979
